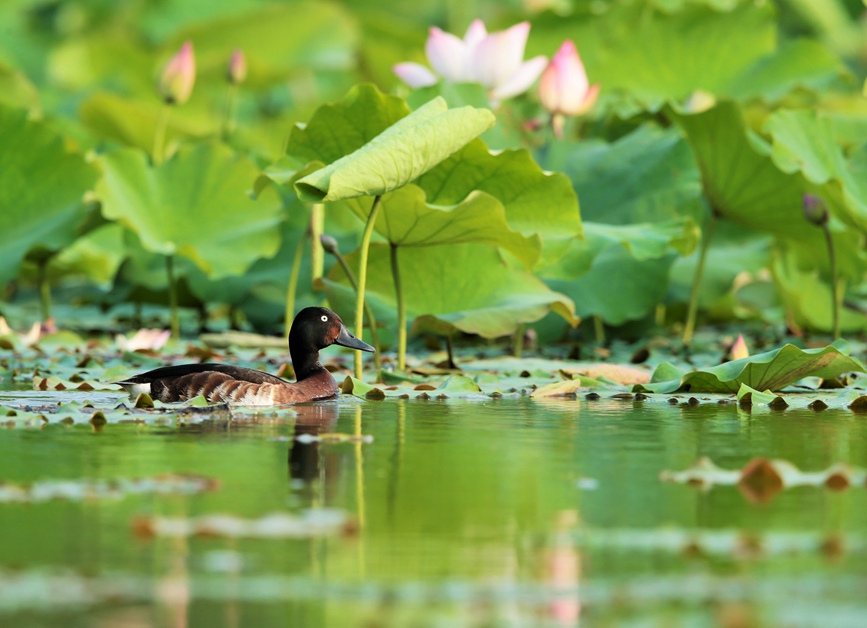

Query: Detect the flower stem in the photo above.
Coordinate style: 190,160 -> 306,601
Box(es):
354,195 -> 382,379
37,259 -> 51,321
310,204 -> 325,282
285,229 -> 309,339
513,323 -> 525,358
822,225 -> 841,339
389,243 -> 407,371
221,83 -> 239,140
153,103 -> 171,164
332,250 -> 381,370
683,214 -> 716,347
166,254 -> 179,339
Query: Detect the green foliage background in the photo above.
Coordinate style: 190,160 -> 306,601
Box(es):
2,0 -> 867,343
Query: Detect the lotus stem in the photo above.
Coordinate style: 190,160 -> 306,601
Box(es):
683,214 -> 716,347
166,254 -> 179,339
310,204 -> 324,282
390,243 -> 407,371
593,315 -> 605,344
822,225 -> 841,339
37,259 -> 51,321
354,195 -> 382,379
328,245 -> 381,370
445,333 -> 456,369
285,229 -> 309,339
221,83 -> 239,140
153,103 -> 171,164
513,323 -> 525,358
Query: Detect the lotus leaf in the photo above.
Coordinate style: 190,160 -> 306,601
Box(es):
295,96 -> 495,202
764,109 -> 867,232
323,242 -> 577,339
344,186 -> 540,268
416,139 -> 581,267
634,340 -> 866,394
0,105 -> 99,286
671,101 -> 811,238
546,126 -> 703,224
97,142 -> 283,278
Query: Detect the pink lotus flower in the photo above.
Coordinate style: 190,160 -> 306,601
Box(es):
393,20 -> 547,104
227,49 -> 247,85
730,334 -> 749,361
116,329 -> 171,352
539,40 -> 599,138
158,41 -> 196,105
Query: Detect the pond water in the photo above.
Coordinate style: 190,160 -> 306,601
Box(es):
1,393 -> 866,626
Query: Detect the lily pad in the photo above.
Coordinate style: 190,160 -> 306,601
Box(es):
97,143 -> 283,278
634,340 -> 867,394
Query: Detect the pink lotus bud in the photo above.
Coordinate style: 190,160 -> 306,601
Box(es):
158,41 -> 196,105
730,334 -> 749,361
539,40 -> 599,136
227,49 -> 247,85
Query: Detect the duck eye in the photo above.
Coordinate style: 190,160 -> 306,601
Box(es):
320,315 -> 328,322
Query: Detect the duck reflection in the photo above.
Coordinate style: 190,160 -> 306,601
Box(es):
288,402 -> 340,484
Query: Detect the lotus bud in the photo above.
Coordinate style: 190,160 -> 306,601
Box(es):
320,234 -> 340,256
730,334 -> 749,361
158,41 -> 196,105
227,49 -> 247,85
538,40 -> 599,139
803,194 -> 828,227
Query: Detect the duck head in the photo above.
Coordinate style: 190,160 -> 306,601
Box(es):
289,307 -> 374,378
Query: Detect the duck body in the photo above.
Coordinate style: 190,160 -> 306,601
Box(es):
115,307 -> 374,406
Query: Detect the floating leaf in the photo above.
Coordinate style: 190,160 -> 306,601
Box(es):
0,475 -> 218,504
736,384 -> 782,406
133,509 -> 355,539
97,143 -> 283,278
295,96 -> 495,202
635,340 -> 866,394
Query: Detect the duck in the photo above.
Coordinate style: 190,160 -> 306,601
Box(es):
115,307 -> 374,405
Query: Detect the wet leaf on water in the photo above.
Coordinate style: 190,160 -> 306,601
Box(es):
561,364 -> 651,386
531,380 -> 588,398
0,474 -> 218,504
635,340 -> 866,394
661,456 -> 867,502
132,509 -> 355,539
294,433 -> 373,444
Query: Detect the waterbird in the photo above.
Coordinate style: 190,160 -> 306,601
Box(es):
115,307 -> 374,405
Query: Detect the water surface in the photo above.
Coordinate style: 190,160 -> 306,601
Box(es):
1,394 -> 865,626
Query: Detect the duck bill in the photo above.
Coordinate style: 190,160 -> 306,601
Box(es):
335,324 -> 375,352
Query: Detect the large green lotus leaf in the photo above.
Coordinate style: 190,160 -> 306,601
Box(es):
343,186 -> 540,268
770,235 -> 867,333
539,219 -> 699,324
634,340 -> 866,394
97,143 -> 283,278
323,242 -> 577,338
0,105 -> 99,285
545,125 -> 702,224
415,139 -> 581,267
295,96 -> 495,202
763,109 -> 867,232
0,60 -> 39,111
167,3 -> 359,82
527,2 -> 774,108
287,84 -> 411,165
726,39 -> 848,102
46,224 -> 127,289
541,219 -> 700,282
671,101 -> 811,238
80,92 -> 214,153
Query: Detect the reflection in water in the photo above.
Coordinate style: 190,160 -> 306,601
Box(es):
287,403 -> 339,483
